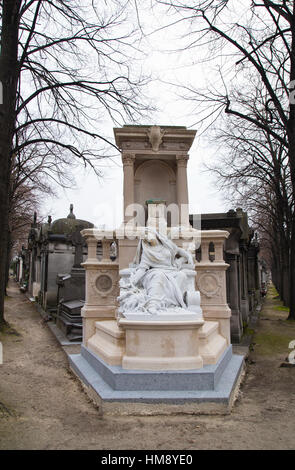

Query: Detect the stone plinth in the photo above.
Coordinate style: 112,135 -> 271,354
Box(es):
76,343 -> 233,391
87,320 -> 125,366
195,230 -> 231,345
81,229 -> 120,345
199,321 -> 227,365
118,318 -> 204,371
69,344 -> 244,415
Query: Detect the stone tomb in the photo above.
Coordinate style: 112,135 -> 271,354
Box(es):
69,125 -> 244,415
191,209 -> 263,343
25,205 -> 94,313
56,227 -> 88,342
25,205 -> 98,345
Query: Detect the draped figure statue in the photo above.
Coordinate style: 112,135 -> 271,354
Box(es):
118,229 -> 202,317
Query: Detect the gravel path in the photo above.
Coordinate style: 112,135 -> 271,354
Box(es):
0,280 -> 295,450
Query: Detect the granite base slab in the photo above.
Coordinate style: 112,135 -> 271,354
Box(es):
68,345 -> 244,413
76,344 -> 232,391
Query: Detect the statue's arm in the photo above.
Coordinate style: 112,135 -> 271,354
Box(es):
176,247 -> 194,266
130,266 -> 147,286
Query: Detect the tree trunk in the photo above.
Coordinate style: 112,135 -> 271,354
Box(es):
4,231 -> 12,296
286,4 -> 295,320
288,214 -> 295,320
270,247 -> 277,289
278,230 -> 290,306
0,0 -> 21,326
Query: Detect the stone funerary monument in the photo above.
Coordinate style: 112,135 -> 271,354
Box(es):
68,125 -> 244,414
25,206 -> 95,341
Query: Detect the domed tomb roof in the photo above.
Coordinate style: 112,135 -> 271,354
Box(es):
50,204 -> 94,235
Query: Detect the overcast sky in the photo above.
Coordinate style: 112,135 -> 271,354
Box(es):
41,3 -> 230,227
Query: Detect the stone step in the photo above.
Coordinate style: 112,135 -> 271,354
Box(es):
87,320 -> 125,366
68,344 -> 244,414
199,321 -> 219,340
199,321 -> 227,365
78,343 -> 233,391
94,320 -> 125,339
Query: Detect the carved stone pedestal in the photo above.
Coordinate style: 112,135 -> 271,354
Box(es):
87,320 -> 125,366
119,318 -> 204,371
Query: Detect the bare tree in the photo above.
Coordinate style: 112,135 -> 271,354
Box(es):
0,0 -> 20,327
6,180 -> 40,292
156,0 -> 295,320
5,146 -> 51,292
0,0 -> 151,327
205,87 -> 292,304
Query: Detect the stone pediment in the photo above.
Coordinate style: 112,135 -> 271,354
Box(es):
113,125 -> 196,154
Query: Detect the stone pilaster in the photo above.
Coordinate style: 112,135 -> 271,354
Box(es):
226,253 -> 243,343
122,153 -> 135,224
195,230 -> 231,345
176,154 -> 189,226
239,243 -> 250,323
81,229 -> 119,345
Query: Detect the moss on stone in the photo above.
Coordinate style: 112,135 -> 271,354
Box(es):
274,305 -> 290,312
254,330 -> 295,356
0,321 -> 20,336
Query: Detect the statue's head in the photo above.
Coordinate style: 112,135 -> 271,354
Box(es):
143,238 -> 157,247
142,228 -> 160,247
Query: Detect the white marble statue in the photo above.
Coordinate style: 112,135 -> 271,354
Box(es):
118,229 -> 202,319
